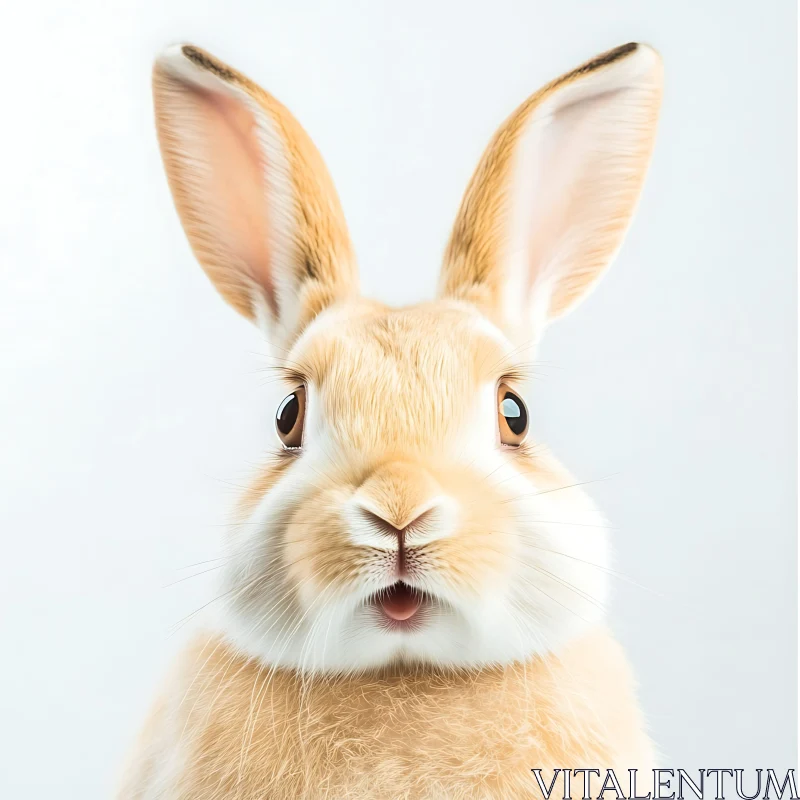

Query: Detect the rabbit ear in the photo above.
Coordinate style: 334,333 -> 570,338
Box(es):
439,43 -> 662,347
152,45 -> 358,347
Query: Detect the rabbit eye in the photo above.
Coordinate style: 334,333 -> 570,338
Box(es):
497,383 -> 528,446
276,386 -> 306,449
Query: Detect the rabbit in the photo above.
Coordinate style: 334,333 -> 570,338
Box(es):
119,41 -> 663,800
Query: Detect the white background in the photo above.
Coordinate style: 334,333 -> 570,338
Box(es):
0,1 -> 795,795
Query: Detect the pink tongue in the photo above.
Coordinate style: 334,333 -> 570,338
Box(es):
381,584 -> 421,621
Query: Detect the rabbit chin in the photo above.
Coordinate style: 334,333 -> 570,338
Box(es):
218,583 -> 602,673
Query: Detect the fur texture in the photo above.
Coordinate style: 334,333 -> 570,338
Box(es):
118,628 -> 653,799
122,42 -> 663,798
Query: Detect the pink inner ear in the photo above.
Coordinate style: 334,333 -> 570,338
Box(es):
523,92 -> 613,297
182,83 -> 276,311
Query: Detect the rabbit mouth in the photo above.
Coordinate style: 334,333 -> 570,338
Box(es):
369,581 -> 432,627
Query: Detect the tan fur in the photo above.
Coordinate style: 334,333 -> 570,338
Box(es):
119,628 -> 652,799
124,42 -> 663,799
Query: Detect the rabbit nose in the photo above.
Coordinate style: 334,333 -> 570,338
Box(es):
349,500 -> 452,557
353,505 -> 438,546
346,462 -> 457,550
355,507 -> 406,541
350,505 -> 444,576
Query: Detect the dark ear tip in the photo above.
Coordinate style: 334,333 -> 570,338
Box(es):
180,45 -> 213,70
584,42 -> 638,72
569,42 -> 661,83
620,42 -> 640,53
169,44 -> 238,83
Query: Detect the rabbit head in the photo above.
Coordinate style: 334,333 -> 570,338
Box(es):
152,43 -> 662,672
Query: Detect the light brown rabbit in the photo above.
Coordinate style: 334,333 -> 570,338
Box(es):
119,41 -> 662,799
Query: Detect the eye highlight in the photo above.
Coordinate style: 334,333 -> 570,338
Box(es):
497,383 -> 528,446
276,386 -> 306,449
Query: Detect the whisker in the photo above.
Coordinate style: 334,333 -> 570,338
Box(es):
162,564 -> 226,588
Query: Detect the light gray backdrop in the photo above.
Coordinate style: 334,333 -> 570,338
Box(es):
0,1 -> 795,795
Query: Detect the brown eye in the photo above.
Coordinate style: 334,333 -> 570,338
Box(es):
276,386 -> 306,449
498,383 -> 528,446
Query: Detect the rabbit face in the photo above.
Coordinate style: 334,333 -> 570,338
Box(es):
220,301 -> 608,671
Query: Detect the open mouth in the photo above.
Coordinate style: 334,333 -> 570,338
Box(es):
370,581 -> 431,626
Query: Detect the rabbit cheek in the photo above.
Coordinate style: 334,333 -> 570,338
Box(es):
283,490 -> 366,605
421,466 -> 518,593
